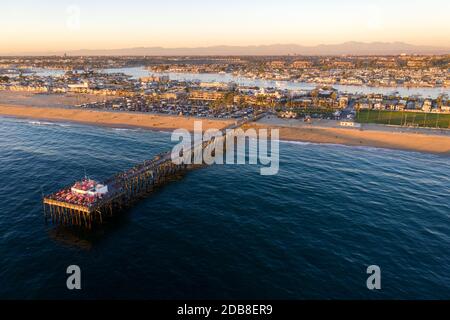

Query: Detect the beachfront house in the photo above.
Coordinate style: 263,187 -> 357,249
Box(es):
441,103 -> 450,113
422,100 -> 432,112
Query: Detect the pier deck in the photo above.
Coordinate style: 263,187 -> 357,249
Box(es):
43,150 -> 189,228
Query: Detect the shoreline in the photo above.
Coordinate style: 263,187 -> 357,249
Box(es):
0,113 -> 178,133
1,104 -> 450,155
0,104 -> 233,132
245,123 -> 450,155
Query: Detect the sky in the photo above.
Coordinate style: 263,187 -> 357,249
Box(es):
1,0 -> 449,54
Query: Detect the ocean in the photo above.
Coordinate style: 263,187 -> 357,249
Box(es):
0,116 -> 449,299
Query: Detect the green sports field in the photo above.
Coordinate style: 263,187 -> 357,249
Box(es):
356,110 -> 450,129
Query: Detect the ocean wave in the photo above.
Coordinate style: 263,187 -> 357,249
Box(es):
111,127 -> 146,133
28,121 -> 71,127
279,140 -> 312,146
112,128 -> 134,131
279,139 -> 395,153
28,121 -> 50,126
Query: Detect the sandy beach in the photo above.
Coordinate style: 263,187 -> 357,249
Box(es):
0,91 -> 116,108
0,103 -> 449,154
0,104 -> 233,131
246,123 -> 450,154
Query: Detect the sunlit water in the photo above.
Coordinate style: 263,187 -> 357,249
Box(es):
105,67 -> 450,98
32,67 -> 449,98
0,116 -> 449,299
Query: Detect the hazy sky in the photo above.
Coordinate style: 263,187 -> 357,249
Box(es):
1,0 -> 449,53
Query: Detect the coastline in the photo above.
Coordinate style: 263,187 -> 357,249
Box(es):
1,104 -> 449,155
245,123 -> 450,155
0,104 -> 233,132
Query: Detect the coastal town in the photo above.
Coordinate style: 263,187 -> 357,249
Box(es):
2,54 -> 449,87
0,55 -> 449,128
148,55 -> 450,88
2,0 -> 450,304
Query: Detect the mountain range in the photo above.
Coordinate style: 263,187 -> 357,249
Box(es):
7,42 -> 450,56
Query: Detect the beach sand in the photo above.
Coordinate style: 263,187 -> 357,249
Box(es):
0,102 -> 449,154
0,104 -> 233,131
0,91 -> 115,108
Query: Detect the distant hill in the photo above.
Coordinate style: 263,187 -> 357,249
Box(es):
7,42 -> 450,56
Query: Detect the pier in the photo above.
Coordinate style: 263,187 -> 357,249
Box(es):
43,117 -> 260,228
43,152 -> 192,228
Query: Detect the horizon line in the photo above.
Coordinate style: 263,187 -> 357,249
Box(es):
2,41 -> 450,56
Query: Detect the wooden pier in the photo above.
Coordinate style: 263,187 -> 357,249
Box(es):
43,151 -> 193,228
42,116 -> 260,229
